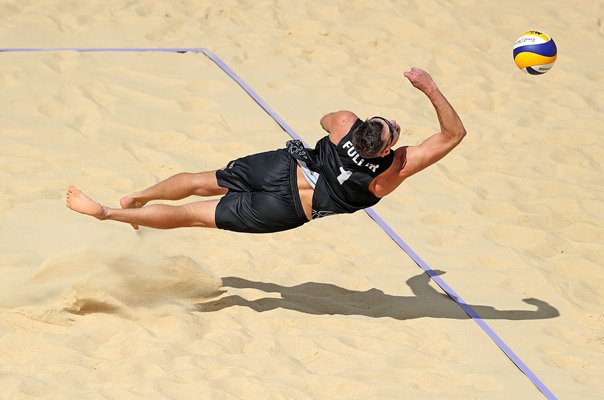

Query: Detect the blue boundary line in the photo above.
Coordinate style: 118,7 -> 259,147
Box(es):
0,47 -> 557,399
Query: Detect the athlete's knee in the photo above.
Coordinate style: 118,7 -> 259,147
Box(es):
184,201 -> 219,228
192,171 -> 226,196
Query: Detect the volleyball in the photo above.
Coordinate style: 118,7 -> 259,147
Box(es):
513,31 -> 557,75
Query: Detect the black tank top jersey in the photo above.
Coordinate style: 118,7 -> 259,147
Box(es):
287,118 -> 394,219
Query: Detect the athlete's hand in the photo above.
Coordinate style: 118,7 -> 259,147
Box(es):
403,67 -> 437,95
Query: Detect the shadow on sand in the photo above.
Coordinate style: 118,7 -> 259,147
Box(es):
196,270 -> 559,320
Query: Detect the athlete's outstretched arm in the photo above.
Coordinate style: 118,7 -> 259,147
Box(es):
399,68 -> 467,179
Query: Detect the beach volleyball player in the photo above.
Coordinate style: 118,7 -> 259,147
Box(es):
66,67 -> 466,233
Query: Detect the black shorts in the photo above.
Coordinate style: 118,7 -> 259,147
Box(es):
215,149 -> 309,233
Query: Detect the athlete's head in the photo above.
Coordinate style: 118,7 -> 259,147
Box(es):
352,116 -> 400,158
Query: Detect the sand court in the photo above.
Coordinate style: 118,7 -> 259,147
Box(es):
1,1 -> 604,399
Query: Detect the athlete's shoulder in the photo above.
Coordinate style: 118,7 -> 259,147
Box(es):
320,110 -> 360,133
320,110 -> 361,144
368,146 -> 409,197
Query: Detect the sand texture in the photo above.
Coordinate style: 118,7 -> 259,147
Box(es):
1,1 -> 603,399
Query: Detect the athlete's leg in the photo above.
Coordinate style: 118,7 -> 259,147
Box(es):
67,186 -> 219,229
119,171 -> 227,229
121,171 -> 227,209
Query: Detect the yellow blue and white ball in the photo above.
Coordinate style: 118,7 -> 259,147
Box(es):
513,31 -> 557,75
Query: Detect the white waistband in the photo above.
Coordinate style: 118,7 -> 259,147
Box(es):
297,160 -> 318,189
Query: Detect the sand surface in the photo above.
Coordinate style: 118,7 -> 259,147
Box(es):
1,1 -> 603,399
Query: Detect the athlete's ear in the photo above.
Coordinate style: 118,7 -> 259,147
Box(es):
382,148 -> 391,157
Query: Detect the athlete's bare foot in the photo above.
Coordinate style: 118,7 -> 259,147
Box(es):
119,196 -> 146,230
66,186 -> 108,220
